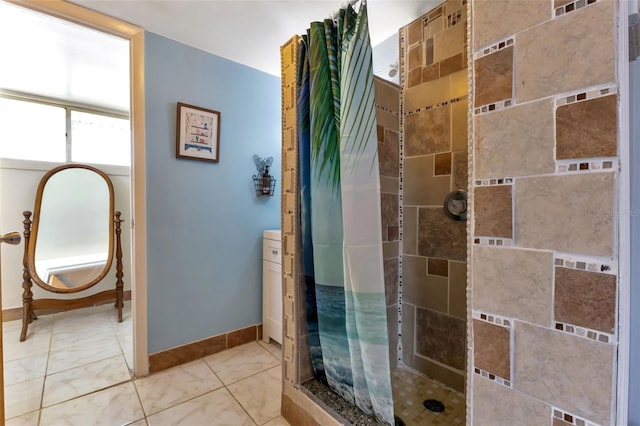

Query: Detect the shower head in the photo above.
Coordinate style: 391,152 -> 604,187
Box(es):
388,63 -> 398,78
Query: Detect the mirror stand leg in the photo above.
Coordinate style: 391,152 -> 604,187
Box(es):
114,212 -> 124,323
20,212 -> 34,342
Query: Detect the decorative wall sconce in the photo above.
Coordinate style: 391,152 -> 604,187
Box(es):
253,155 -> 276,196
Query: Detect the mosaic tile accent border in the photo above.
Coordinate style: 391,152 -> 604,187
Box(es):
554,0 -> 600,18
473,98 -> 513,115
552,407 -> 601,426
553,255 -> 616,275
399,25 -> 407,89
405,95 -> 468,116
554,85 -> 616,108
473,311 -> 512,328
446,9 -> 463,28
473,237 -> 513,247
473,367 -> 511,387
397,33 -> 406,362
375,104 -> 400,115
474,177 -> 513,186
556,159 -> 615,174
553,321 -> 613,344
474,37 -> 514,59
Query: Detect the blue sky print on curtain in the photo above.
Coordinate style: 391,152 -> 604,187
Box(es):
297,2 -> 394,425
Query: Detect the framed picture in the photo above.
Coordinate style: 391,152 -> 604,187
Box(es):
176,102 -> 221,162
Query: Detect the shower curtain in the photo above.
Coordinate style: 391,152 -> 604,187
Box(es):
297,2 -> 394,424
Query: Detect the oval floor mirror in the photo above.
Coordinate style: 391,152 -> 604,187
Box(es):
19,163 -> 124,341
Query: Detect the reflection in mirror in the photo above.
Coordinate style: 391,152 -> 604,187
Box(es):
34,168 -> 111,289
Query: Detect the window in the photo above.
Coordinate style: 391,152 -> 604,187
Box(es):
0,97 -> 66,162
0,96 -> 130,167
71,111 -> 130,166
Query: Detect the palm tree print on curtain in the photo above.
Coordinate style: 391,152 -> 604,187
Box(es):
297,3 -> 394,424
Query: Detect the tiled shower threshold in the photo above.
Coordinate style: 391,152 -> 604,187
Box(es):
301,366 -> 465,425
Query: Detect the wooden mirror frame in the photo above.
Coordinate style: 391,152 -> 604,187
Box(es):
20,163 -> 124,341
28,164 -> 115,293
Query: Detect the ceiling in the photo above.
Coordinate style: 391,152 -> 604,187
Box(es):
69,0 -> 438,77
0,0 -> 439,111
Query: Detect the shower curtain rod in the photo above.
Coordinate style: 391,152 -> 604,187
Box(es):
330,0 -> 363,19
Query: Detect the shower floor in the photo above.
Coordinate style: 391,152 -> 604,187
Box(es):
391,367 -> 465,425
302,366 -> 465,425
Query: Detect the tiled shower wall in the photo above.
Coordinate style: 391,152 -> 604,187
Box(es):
398,0 -> 469,392
470,0 -> 619,425
375,77 -> 401,369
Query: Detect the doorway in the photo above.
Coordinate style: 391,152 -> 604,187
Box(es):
0,0 -> 147,422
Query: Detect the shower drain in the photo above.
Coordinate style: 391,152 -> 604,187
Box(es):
423,399 -> 445,413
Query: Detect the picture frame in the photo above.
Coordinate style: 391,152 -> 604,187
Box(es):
176,102 -> 221,162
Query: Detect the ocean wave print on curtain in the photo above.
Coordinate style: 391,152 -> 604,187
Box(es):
297,2 -> 394,424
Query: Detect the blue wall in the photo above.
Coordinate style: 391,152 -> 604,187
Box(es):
144,32 -> 281,353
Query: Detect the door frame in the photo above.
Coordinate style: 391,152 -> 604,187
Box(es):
1,0 -> 149,382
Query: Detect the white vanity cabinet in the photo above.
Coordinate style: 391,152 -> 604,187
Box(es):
262,230 -> 282,344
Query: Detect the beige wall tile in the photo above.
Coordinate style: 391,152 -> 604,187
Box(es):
428,258 -> 449,277
474,185 -> 513,238
451,99 -> 468,152
450,69 -> 468,100
449,261 -> 466,319
383,241 -> 399,259
445,0 -> 463,16
403,207 -> 418,255
413,354 -> 465,392
374,79 -> 400,113
473,0 -> 551,50
556,94 -> 617,160
376,110 -> 399,131
384,258 -> 399,307
440,53 -> 465,77
408,17 -> 425,45
475,98 -> 555,178
381,193 -> 399,242
408,68 -> 422,87
555,0 -> 574,7
418,207 -> 467,261
416,308 -> 466,370
515,0 -> 615,103
434,22 -> 465,63
405,106 -> 451,156
473,247 -> 554,327
379,129 -> 399,177
473,375 -> 552,426
387,306 -> 398,369
427,15 -> 444,38
473,320 -> 510,380
514,321 -> 613,424
404,156 -> 451,206
403,255 -> 449,313
380,176 -> 399,194
409,43 -> 424,69
554,267 -> 616,333
402,303 -> 416,366
405,76 -> 451,111
422,63 -> 440,83
452,150 -> 468,191
515,173 -> 614,257
474,47 -> 513,107
424,38 -> 434,66
435,152 -> 452,175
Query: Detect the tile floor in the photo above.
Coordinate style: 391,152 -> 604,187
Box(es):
3,302 -> 290,426
391,367 -> 465,425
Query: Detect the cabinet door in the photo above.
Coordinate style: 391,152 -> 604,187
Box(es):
263,260 -> 282,343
